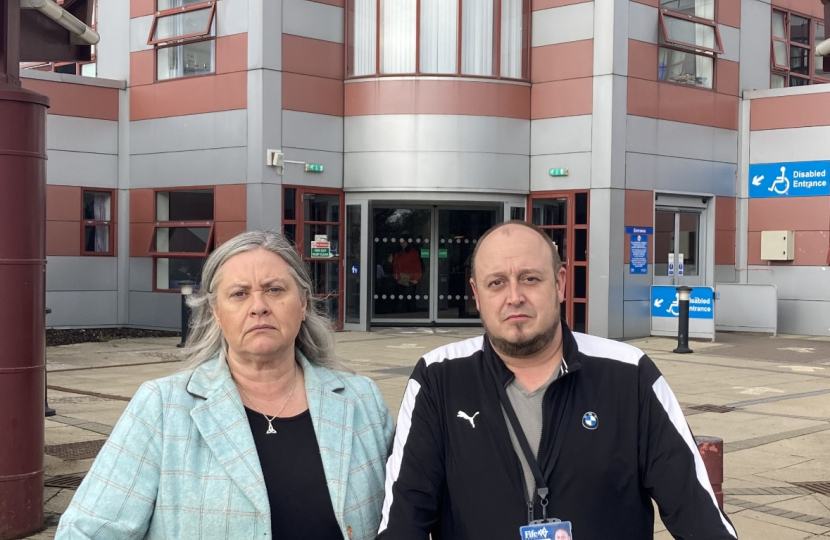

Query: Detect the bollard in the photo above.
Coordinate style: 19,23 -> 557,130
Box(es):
696,436 -> 724,510
176,280 -> 195,348
673,286 -> 694,354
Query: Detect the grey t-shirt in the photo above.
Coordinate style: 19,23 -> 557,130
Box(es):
501,365 -> 563,501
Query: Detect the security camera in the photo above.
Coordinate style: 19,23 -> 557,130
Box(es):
817,38 -> 830,56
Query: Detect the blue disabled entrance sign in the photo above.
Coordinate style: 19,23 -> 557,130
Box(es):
626,227 -> 652,275
749,161 -> 830,198
651,286 -> 714,319
650,286 -> 715,341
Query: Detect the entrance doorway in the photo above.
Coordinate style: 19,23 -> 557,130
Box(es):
654,207 -> 705,287
371,206 -> 498,324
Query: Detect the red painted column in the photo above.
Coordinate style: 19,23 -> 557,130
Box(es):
0,84 -> 49,538
696,436 -> 724,510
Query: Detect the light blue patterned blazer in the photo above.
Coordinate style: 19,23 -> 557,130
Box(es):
56,352 -> 395,540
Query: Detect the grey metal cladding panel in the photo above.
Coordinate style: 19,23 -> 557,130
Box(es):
47,150 -> 118,188
750,126 -> 830,164
217,0 -> 248,37
344,151 -> 530,192
46,291 -> 118,327
625,152 -> 736,195
247,183 -> 282,232
748,266 -> 830,302
626,115 -> 658,154
530,152 -> 591,191
283,0 -> 344,43
129,257 -> 154,292
130,147 -> 247,188
131,110 -> 248,155
739,0 -> 772,92
280,148 -> 343,189
129,291 -> 181,329
623,266 -> 652,301
628,1 -> 658,44
345,115 -> 530,155
777,299 -> 830,336
718,24 -> 740,64
531,116 -> 591,156
46,257 -> 118,291
714,265 -> 738,284
656,120 -> 716,162
283,111 -> 343,153
532,2 -> 594,47
623,300 -> 651,339
96,0 -> 130,80
130,15 -> 153,53
47,116 -> 118,154
713,127 -> 739,164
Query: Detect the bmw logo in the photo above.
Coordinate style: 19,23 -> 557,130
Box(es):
582,412 -> 598,430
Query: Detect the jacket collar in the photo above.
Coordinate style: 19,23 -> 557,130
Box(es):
185,350 -> 353,520
484,319 -> 583,387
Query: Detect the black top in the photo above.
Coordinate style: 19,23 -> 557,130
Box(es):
245,407 -> 342,539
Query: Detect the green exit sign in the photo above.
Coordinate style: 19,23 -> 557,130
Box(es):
305,163 -> 325,173
549,168 -> 569,177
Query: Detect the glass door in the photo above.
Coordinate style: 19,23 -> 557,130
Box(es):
654,209 -> 704,287
371,207 -> 432,322
434,207 -> 498,322
282,186 -> 345,327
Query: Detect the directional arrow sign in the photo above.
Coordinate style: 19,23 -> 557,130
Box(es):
654,299 -> 663,308
751,175 -> 764,186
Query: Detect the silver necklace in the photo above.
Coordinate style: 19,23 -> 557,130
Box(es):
236,362 -> 298,435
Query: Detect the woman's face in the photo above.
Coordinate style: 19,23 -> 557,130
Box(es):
212,249 -> 307,364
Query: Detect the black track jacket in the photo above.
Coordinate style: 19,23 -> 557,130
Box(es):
377,323 -> 738,540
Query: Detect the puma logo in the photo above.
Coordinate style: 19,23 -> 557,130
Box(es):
457,410 -> 480,428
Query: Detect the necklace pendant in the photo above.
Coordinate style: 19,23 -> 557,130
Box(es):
266,421 -> 277,435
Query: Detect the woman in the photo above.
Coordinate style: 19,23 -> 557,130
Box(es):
56,231 -> 395,540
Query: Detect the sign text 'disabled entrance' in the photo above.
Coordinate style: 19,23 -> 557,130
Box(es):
651,286 -> 714,319
749,161 -> 830,198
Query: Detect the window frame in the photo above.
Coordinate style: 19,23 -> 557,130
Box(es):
147,2 -> 216,46
657,44 -> 716,89
658,9 -> 724,56
80,188 -> 116,257
151,187 -> 216,292
149,1 -> 217,82
282,185 -> 345,329
345,0 -> 531,81
770,8 -> 830,87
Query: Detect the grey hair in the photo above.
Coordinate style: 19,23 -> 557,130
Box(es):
181,230 -> 340,370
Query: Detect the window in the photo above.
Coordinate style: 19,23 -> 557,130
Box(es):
151,189 -> 214,291
771,9 -> 830,87
149,1 -> 216,81
81,190 -> 114,255
657,0 -> 722,89
346,0 -> 530,80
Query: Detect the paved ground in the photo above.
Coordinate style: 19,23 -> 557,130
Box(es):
23,329 -> 830,538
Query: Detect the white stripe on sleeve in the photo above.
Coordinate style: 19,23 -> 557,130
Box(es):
651,376 -> 737,539
378,378 -> 422,533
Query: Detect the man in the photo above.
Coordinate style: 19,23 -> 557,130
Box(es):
554,528 -> 571,540
378,221 -> 737,539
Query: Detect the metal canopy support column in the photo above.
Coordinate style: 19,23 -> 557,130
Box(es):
0,0 -> 49,537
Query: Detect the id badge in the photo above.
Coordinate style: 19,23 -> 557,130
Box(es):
519,520 -> 573,540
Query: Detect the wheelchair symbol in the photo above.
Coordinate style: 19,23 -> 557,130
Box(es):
768,166 -> 790,195
666,294 -> 679,316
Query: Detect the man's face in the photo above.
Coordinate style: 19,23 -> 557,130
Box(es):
470,225 -> 566,358
555,529 -> 571,540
